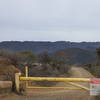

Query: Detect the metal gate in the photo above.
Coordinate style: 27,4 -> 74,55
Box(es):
15,66 -> 90,93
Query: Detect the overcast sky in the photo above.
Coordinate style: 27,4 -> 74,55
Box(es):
0,0 -> 100,42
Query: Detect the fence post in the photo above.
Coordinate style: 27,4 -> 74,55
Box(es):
15,73 -> 21,93
25,66 -> 28,88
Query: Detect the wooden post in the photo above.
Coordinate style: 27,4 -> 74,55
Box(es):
15,73 -> 21,93
25,66 -> 28,77
25,66 -> 28,88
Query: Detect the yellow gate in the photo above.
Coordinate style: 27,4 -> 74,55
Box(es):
15,66 -> 90,93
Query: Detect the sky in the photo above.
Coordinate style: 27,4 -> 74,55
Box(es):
0,0 -> 100,42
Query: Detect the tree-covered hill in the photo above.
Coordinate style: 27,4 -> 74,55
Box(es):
0,41 -> 100,53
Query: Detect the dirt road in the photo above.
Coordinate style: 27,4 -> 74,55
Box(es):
1,66 -> 95,100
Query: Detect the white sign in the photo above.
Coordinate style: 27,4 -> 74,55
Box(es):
90,78 -> 100,96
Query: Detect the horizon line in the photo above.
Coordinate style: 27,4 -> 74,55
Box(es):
0,40 -> 100,43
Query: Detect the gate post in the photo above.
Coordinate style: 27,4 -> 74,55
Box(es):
15,73 -> 21,93
25,66 -> 28,88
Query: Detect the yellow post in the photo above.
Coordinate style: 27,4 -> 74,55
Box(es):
25,66 -> 28,88
15,73 -> 21,93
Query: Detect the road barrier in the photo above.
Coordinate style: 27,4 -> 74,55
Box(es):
15,73 -> 90,92
15,66 -> 100,96
15,66 -> 90,93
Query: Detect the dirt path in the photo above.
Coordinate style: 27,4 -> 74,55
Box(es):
1,66 -> 95,100
70,66 -> 94,78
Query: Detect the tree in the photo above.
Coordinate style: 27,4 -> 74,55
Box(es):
18,51 -> 36,65
38,51 -> 51,64
0,49 -> 22,66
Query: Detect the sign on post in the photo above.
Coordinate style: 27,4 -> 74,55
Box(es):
90,78 -> 100,96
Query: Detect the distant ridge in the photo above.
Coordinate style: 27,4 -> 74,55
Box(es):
0,41 -> 100,53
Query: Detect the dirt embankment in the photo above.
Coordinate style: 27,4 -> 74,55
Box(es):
1,66 -> 95,100
0,57 -> 20,95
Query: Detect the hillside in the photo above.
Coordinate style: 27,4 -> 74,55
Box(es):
53,48 -> 96,64
0,41 -> 99,65
0,41 -> 100,53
